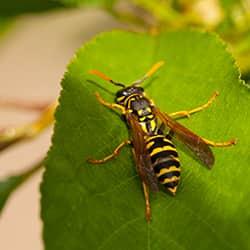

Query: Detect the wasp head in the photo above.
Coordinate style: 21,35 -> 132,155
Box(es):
115,86 -> 144,105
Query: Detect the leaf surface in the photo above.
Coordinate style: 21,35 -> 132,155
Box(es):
41,30 -> 250,250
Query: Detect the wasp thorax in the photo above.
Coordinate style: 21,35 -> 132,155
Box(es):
131,99 -> 151,116
115,86 -> 144,104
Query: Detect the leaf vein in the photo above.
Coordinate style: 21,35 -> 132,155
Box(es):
97,216 -> 143,250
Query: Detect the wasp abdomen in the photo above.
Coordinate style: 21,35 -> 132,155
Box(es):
146,135 -> 181,195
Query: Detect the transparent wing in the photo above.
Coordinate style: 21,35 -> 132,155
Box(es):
126,112 -> 159,192
153,107 -> 214,168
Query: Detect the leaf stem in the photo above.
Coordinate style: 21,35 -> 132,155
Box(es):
0,98 -> 51,112
0,101 -> 57,151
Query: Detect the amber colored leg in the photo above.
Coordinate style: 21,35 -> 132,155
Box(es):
202,137 -> 237,147
142,181 -> 151,222
87,140 -> 131,164
95,92 -> 125,113
169,91 -> 219,119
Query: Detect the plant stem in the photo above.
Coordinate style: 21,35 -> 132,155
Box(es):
0,98 -> 51,112
0,101 -> 57,151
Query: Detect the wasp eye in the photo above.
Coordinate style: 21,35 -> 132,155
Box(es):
116,90 -> 123,97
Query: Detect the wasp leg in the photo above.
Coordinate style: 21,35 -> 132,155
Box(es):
87,140 -> 131,164
202,137 -> 237,147
95,92 -> 125,113
142,181 -> 151,222
169,91 -> 219,119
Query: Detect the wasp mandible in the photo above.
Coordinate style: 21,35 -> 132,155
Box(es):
87,61 -> 236,221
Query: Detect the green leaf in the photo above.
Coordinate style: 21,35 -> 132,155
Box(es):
0,160 -> 43,214
0,175 -> 23,213
41,30 -> 250,250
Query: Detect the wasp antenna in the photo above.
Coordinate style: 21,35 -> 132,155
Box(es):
89,70 -> 112,81
132,61 -> 165,86
89,69 -> 125,88
145,61 -> 165,78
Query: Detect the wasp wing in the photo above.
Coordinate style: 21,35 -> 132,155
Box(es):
153,107 -> 214,168
126,112 -> 159,192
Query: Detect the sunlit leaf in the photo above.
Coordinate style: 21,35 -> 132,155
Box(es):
41,30 -> 250,250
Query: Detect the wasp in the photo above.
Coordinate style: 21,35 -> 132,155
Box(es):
87,61 -> 236,221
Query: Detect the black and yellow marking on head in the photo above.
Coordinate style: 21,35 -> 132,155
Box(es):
116,95 -> 126,103
125,94 -> 139,109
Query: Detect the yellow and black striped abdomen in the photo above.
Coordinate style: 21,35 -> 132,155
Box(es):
146,135 -> 181,195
